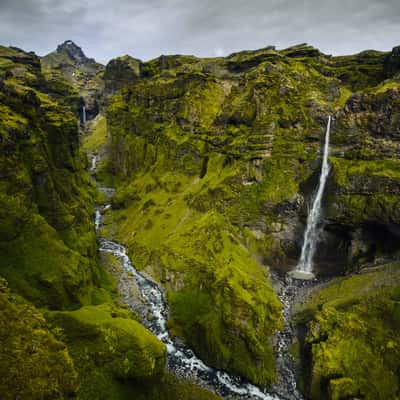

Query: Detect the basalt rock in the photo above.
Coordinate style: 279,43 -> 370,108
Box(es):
56,40 -> 96,65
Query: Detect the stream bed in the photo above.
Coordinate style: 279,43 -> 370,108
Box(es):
95,202 -> 289,400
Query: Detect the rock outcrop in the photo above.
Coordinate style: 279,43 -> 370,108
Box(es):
384,45 -> 400,77
41,40 -> 105,121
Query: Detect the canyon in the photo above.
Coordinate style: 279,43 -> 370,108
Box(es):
0,40 -> 400,400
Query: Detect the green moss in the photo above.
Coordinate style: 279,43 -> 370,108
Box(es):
104,165 -> 283,385
326,157 -> 400,225
335,86 -> 353,107
82,114 -> 108,153
295,265 -> 400,400
148,373 -> 222,400
0,47 -> 114,310
328,50 -> 387,91
0,278 -> 79,400
369,79 -> 400,94
47,303 -> 167,399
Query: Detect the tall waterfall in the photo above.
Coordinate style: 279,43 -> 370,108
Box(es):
292,116 -> 332,280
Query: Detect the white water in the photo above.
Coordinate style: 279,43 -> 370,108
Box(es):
95,203 -> 282,399
90,155 -> 97,172
272,275 -> 303,400
82,105 -> 87,125
295,116 -> 332,278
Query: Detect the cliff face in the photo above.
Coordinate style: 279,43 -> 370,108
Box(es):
0,45 -> 190,400
104,45 -> 400,277
0,45 -> 104,309
325,84 -> 400,270
101,43 -> 400,389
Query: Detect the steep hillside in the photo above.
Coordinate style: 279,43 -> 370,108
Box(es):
0,45 -> 105,308
0,45 -> 220,400
294,264 -> 400,399
99,43 -> 400,392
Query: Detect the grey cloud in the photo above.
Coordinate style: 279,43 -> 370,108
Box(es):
0,0 -> 399,62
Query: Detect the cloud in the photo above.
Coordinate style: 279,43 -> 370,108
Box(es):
0,0 -> 399,62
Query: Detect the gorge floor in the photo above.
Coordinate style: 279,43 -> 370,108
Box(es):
88,140 -> 316,400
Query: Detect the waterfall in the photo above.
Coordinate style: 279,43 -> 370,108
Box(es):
82,105 -> 87,125
292,116 -> 332,280
90,155 -> 97,172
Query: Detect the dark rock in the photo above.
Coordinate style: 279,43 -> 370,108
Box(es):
56,40 -> 96,65
282,43 -> 324,58
384,45 -> 400,77
104,56 -> 142,92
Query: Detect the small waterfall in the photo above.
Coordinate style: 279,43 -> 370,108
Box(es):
293,116 -> 332,280
82,105 -> 87,125
90,154 -> 97,172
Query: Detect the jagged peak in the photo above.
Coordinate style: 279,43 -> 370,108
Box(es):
56,40 -> 95,64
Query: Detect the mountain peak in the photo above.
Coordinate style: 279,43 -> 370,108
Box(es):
56,40 -> 94,64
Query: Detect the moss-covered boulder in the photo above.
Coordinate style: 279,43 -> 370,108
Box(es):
48,303 -> 166,398
0,278 -> 79,399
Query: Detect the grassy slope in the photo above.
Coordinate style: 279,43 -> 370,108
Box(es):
76,103 -> 224,399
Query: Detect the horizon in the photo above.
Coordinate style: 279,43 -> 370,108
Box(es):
4,39 -> 395,66
1,0 -> 399,63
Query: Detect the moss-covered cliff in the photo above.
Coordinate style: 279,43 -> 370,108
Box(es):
0,278 -> 79,399
100,43 -> 400,393
2,39 -> 400,399
294,264 -> 400,399
0,45 -> 107,309
0,44 -> 220,400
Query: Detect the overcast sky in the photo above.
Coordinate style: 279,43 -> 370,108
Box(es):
0,0 -> 399,63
